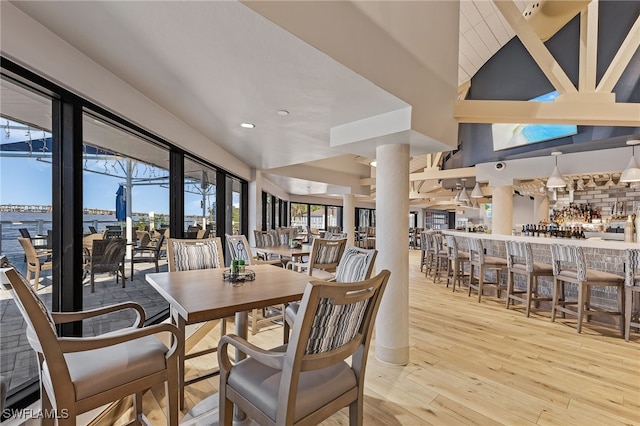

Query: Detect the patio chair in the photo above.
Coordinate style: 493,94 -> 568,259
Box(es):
18,237 -> 52,291
84,238 -> 126,293
284,245 -> 377,343
130,234 -> 165,278
218,269 -> 390,426
19,228 -> 48,251
226,234 -> 285,334
3,267 -> 182,426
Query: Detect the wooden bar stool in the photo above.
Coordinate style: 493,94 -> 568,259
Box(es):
423,231 -> 437,279
468,238 -> 507,302
505,241 -> 553,317
432,233 -> 449,283
445,235 -> 469,292
624,249 -> 640,341
419,231 -> 430,273
550,244 -> 625,336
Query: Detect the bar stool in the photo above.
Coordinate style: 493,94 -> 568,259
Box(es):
550,244 -> 625,336
624,249 -> 640,341
432,233 -> 449,283
468,238 -> 508,302
504,241 -> 553,317
419,231 -> 430,273
445,235 -> 469,292
423,231 -> 436,278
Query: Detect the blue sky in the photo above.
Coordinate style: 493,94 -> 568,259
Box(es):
1,156 -> 237,215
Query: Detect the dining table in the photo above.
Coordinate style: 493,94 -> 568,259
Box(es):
145,264 -> 311,419
252,244 -> 312,263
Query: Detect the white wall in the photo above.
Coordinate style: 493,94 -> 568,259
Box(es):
513,194 -> 535,229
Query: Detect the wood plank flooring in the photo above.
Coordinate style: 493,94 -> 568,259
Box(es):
133,250 -> 639,425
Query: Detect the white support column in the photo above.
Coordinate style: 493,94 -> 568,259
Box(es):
491,185 -> 514,235
533,195 -> 550,223
375,144 -> 409,366
343,194 -> 355,246
248,169 -> 262,246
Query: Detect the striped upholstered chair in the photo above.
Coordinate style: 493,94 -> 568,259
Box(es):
284,245 -> 377,343
218,270 -> 390,426
504,240 -> 553,317
225,234 -> 285,334
624,249 -> 640,341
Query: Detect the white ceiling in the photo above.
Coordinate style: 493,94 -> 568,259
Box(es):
5,1 -> 527,198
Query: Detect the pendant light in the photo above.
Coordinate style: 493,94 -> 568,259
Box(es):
546,151 -> 566,188
620,139 -> 640,183
471,181 -> 483,198
459,179 -> 470,202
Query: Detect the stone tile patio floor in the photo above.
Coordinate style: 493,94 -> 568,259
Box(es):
0,259 -> 171,393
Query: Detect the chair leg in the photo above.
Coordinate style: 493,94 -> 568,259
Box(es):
121,265 -> 126,288
619,285 -> 625,337
251,308 -> 259,335
91,271 -> 95,293
477,266 -> 485,303
166,368 -> 179,426
551,278 -> 559,322
625,286 -> 632,341
155,258 -> 159,273
133,392 -> 143,424
34,266 -> 41,291
576,283 -> 586,333
506,270 -> 514,309
41,386 -> 54,426
468,264 -> 475,297
349,397 -> 364,426
131,258 -> 135,278
219,382 -> 233,426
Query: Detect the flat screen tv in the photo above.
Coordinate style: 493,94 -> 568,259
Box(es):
491,91 -> 577,151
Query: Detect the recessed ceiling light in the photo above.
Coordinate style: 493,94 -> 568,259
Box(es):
240,123 -> 255,129
277,110 -> 289,116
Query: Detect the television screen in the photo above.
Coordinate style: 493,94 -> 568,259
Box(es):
491,91 -> 577,151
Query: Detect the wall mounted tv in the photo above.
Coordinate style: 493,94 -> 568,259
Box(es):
491,91 -> 577,151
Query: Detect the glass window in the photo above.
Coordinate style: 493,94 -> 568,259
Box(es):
184,157 -> 216,237
226,176 -> 242,236
290,203 -> 308,228
0,78 -> 53,393
274,196 -> 280,228
327,206 -> 342,227
310,204 -> 326,230
82,112 -> 170,335
265,193 -> 273,230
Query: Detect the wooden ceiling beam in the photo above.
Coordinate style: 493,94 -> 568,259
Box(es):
597,14 -> 640,93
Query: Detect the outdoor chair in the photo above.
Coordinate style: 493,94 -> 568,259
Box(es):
130,234 -> 165,278
88,225 -> 98,234
218,269 -> 390,426
284,245 -> 377,343
84,238 -> 126,293
3,267 -> 182,426
18,237 -> 52,291
226,234 -> 284,334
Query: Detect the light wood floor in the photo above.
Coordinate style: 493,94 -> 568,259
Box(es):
134,250 -> 640,425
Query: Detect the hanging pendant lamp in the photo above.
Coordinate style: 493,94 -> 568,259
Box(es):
620,140 -> 640,183
546,151 -> 566,188
471,181 -> 483,198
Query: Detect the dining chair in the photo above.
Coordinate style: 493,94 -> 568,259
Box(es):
431,233 -> 449,283
624,249 -> 640,341
550,244 -> 625,336
17,237 -> 52,291
130,234 -> 165,278
285,238 -> 346,279
218,269 -> 390,426
504,241 -> 553,317
283,245 -> 377,343
3,267 -> 182,426
225,234 -> 285,334
84,238 -> 127,293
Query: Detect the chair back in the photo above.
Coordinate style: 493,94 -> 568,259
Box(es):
253,230 -> 266,247
88,226 -> 98,234
468,238 -> 486,265
324,232 -> 347,240
90,239 -> 126,274
445,235 -> 462,260
624,249 -> 640,287
420,231 -> 432,252
280,270 -> 390,420
550,244 -> 587,281
334,246 -> 377,283
277,228 -> 295,245
167,237 -> 224,272
18,237 -> 39,266
19,228 -> 32,239
505,240 -> 534,272
136,230 -> 151,247
431,233 -> 444,253
225,234 -> 254,265
327,226 -> 342,234
307,238 -> 347,275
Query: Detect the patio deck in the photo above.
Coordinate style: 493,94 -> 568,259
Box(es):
0,258 -> 171,393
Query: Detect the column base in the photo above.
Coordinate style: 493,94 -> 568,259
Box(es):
375,343 -> 409,366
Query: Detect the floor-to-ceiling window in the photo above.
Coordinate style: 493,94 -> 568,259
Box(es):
290,202 -> 308,228
226,176 -> 243,236
310,204 -> 326,230
184,157 -> 216,236
326,206 -> 342,228
0,77 -> 53,396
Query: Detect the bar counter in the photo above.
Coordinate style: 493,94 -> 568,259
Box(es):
441,230 -> 637,314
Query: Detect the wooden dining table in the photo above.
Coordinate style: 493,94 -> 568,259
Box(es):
145,264 -> 311,412
252,244 -> 312,262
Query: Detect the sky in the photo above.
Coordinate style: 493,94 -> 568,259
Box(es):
0,156 -> 239,216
